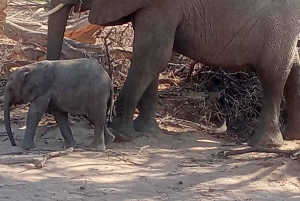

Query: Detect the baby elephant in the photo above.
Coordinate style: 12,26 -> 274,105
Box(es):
4,58 -> 115,150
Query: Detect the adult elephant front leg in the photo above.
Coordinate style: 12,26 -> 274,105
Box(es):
282,51 -> 300,140
111,13 -> 177,141
248,54 -> 293,147
134,76 -> 160,133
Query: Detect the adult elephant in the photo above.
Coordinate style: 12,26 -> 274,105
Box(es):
45,0 -> 300,148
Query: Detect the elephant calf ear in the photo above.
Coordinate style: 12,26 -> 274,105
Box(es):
21,67 -> 29,82
88,0 -> 151,25
22,62 -> 54,102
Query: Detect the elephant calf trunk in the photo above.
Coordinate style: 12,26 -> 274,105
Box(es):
4,94 -> 16,146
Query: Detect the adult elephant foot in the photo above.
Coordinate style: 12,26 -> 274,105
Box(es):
63,139 -> 77,148
282,125 -> 300,140
20,139 -> 35,150
110,117 -> 142,142
133,116 -> 160,133
247,129 -> 283,148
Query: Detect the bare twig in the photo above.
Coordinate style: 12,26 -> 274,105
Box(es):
161,117 -> 227,134
69,191 -> 92,197
186,60 -> 199,82
34,147 -> 74,168
137,145 -> 150,156
217,147 -> 300,159
103,29 -> 113,79
104,149 -> 141,166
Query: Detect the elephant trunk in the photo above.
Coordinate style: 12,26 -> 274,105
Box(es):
4,93 -> 16,146
47,0 -> 72,60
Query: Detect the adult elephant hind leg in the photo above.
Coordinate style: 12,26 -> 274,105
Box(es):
111,15 -> 177,141
282,51 -> 300,140
134,76 -> 160,133
21,93 -> 51,150
52,111 -> 77,148
248,58 -> 291,147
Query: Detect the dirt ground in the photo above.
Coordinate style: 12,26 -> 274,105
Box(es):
0,104 -> 300,201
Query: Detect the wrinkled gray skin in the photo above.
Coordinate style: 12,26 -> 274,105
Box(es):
4,58 -> 115,150
46,0 -> 300,148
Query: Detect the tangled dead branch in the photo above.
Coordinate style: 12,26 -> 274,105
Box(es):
217,147 -> 300,161
0,147 -> 74,168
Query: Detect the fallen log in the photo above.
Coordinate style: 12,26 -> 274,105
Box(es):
1,19 -> 46,45
0,19 -> 107,60
0,18 -> 134,62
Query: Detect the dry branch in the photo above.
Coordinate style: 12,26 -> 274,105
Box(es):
34,147 -> 74,168
161,117 -> 227,134
186,60 -> 199,82
104,149 -> 142,166
0,147 -> 74,168
217,147 -> 300,160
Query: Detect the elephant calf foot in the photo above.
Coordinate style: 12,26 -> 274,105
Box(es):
282,126 -> 300,140
133,116 -> 160,133
20,140 -> 35,150
63,139 -> 78,148
247,131 -> 283,148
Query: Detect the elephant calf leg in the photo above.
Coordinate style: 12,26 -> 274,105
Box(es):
134,76 -> 160,133
21,93 -> 51,150
89,122 -> 106,151
52,111 -> 77,148
87,104 -> 107,151
282,53 -> 300,140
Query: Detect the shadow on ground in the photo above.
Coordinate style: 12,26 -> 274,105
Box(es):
0,103 -> 299,201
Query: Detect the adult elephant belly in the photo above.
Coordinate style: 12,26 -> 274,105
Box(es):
173,17 -> 259,70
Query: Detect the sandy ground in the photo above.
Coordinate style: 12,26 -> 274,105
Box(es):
0,105 -> 299,201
